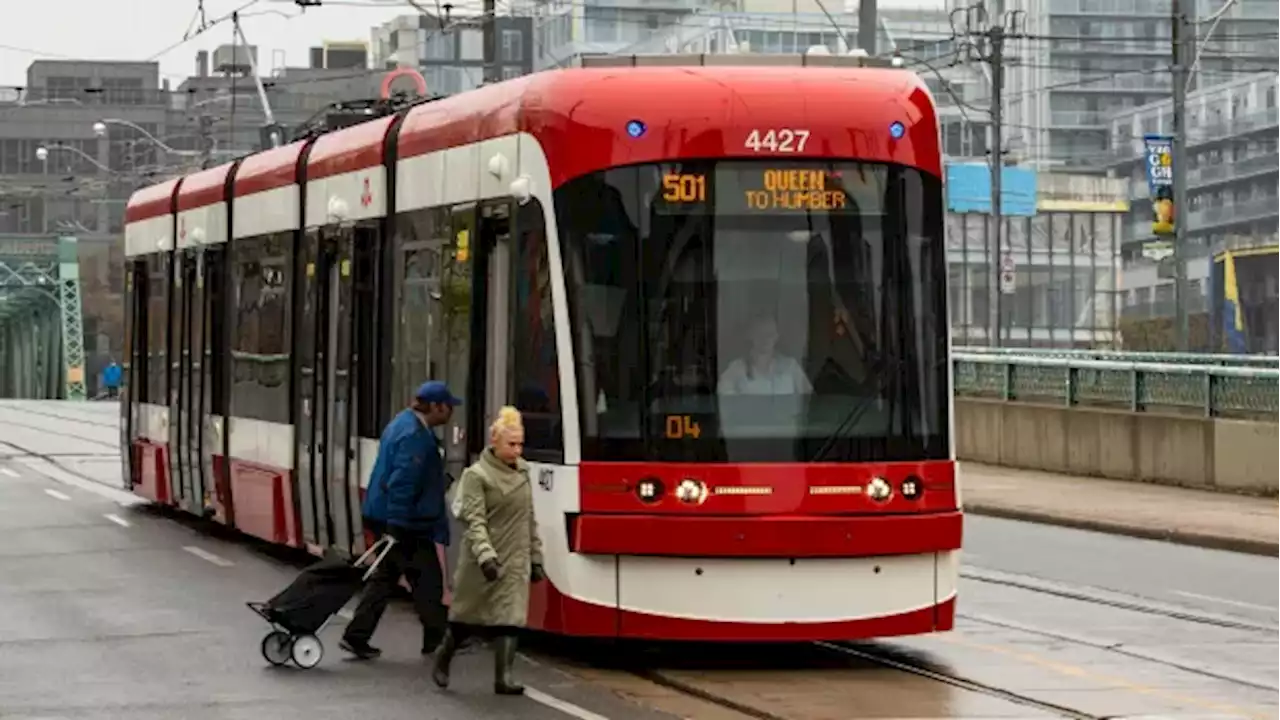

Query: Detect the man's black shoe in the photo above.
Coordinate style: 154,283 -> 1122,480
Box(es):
339,639 -> 382,660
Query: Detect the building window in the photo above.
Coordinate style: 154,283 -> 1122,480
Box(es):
501,29 -> 523,63
501,65 -> 524,80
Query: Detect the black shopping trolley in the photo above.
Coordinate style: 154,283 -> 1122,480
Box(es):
246,535 -> 396,669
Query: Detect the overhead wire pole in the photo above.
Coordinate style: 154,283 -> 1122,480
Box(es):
1170,0 -> 1190,350
857,0 -> 877,54
482,0 -> 497,84
951,4 -> 1024,347
988,22 -> 1005,347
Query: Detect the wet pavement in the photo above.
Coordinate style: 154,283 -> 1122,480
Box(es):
2,400 -> 1278,720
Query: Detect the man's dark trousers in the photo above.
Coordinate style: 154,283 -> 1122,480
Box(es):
343,520 -> 447,653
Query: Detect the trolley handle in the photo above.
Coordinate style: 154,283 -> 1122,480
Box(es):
355,535 -> 398,582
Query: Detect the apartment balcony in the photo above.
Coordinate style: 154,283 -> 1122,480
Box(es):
1126,196 -> 1279,242
1188,154 -> 1280,187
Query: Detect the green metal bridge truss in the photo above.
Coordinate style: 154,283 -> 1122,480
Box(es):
0,236 -> 87,400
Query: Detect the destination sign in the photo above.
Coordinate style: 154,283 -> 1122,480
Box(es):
656,167 -> 860,215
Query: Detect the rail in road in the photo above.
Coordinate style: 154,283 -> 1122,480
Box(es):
0,400 -> 1276,720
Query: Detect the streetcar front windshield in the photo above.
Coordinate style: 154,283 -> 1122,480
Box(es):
555,160 -> 949,463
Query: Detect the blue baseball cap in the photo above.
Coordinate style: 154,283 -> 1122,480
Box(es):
415,380 -> 462,406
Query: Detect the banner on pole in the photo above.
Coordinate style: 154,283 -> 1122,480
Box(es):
1143,134 -> 1175,236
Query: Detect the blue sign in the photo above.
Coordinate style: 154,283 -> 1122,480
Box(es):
1143,134 -> 1175,236
944,163 -> 1037,216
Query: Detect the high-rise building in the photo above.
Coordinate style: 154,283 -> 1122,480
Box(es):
993,0 -> 1278,171
1106,71 -> 1278,345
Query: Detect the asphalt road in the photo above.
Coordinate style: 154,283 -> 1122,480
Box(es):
963,514 -> 1280,624
0,455 -> 674,720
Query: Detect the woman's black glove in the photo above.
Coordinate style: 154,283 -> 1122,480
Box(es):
481,559 -> 500,582
530,563 -> 545,583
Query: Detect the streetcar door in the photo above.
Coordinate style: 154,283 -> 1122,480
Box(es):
438,204 -> 477,476
168,255 -> 189,508
180,250 -> 208,516
480,202 -> 513,433
121,259 -> 147,490
202,246 -> 230,523
293,227 -> 361,555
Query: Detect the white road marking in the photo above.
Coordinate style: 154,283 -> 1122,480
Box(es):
16,457 -> 144,507
182,546 -> 234,567
525,687 -> 612,720
1,467 -> 19,477
44,488 -> 71,501
104,513 -> 131,528
336,608 -> 353,620
1174,590 -> 1278,613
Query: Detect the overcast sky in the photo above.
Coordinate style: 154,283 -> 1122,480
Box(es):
1,0 -> 941,87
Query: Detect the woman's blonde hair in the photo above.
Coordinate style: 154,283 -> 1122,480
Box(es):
490,405 -> 524,441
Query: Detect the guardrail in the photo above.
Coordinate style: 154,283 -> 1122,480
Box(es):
955,346 -> 1279,369
953,353 -> 1280,418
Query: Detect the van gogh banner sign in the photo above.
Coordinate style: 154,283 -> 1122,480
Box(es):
1144,135 -> 1175,236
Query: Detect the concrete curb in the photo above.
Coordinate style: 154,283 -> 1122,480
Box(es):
966,504 -> 1279,557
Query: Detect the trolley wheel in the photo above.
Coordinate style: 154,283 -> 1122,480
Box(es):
261,631 -> 292,666
291,634 -> 324,669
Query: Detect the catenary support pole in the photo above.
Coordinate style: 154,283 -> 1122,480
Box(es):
1171,0 -> 1190,350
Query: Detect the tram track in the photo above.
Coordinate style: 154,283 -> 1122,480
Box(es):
536,636 -> 1109,720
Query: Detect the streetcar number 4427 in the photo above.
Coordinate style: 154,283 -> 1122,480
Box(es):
744,129 -> 811,153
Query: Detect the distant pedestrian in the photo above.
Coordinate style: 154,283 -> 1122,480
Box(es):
340,381 -> 461,660
432,406 -> 544,696
102,360 -> 122,399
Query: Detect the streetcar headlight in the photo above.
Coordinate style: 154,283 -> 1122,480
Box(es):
866,476 -> 893,502
635,477 -> 664,503
675,478 -> 708,505
900,475 -> 923,500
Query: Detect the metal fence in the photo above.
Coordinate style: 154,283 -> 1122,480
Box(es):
954,346 -> 1279,368
953,352 -> 1280,418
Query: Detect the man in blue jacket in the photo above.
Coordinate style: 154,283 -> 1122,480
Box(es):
340,380 -> 461,660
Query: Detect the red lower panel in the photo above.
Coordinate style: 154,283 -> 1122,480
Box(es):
131,440 -> 172,505
226,458 -> 300,547
529,579 -> 955,641
572,511 -> 963,557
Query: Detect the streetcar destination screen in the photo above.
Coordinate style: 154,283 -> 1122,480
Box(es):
657,164 -> 876,215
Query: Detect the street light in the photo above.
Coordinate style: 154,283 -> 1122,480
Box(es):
34,144 -> 115,174
94,118 -> 203,158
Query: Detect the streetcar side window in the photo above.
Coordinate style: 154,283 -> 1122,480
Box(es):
146,254 -> 168,405
228,232 -> 292,424
509,198 -> 563,462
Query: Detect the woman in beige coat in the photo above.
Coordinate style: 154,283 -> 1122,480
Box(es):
432,406 -> 544,695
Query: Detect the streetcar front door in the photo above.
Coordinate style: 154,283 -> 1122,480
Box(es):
293,228 -> 364,556
439,200 -> 512,472
121,260 -> 147,490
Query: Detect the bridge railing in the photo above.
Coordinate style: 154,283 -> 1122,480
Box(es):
953,353 -> 1280,418
954,346 -> 1279,369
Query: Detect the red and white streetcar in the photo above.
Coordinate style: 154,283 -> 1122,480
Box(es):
121,53 -> 961,642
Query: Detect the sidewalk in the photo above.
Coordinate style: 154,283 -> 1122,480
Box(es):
961,462 -> 1279,556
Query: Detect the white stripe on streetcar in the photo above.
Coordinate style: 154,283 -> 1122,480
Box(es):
1174,590 -> 1277,613
525,687 -> 613,720
104,513 -> 131,528
44,488 -> 71,501
183,546 -> 234,567
1,467 -> 19,477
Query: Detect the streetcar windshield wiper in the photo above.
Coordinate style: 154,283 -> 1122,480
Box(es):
807,356 -> 911,463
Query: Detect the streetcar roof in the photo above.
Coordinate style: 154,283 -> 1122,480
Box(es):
176,162 -> 235,212
128,62 -> 939,221
124,177 -> 182,224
